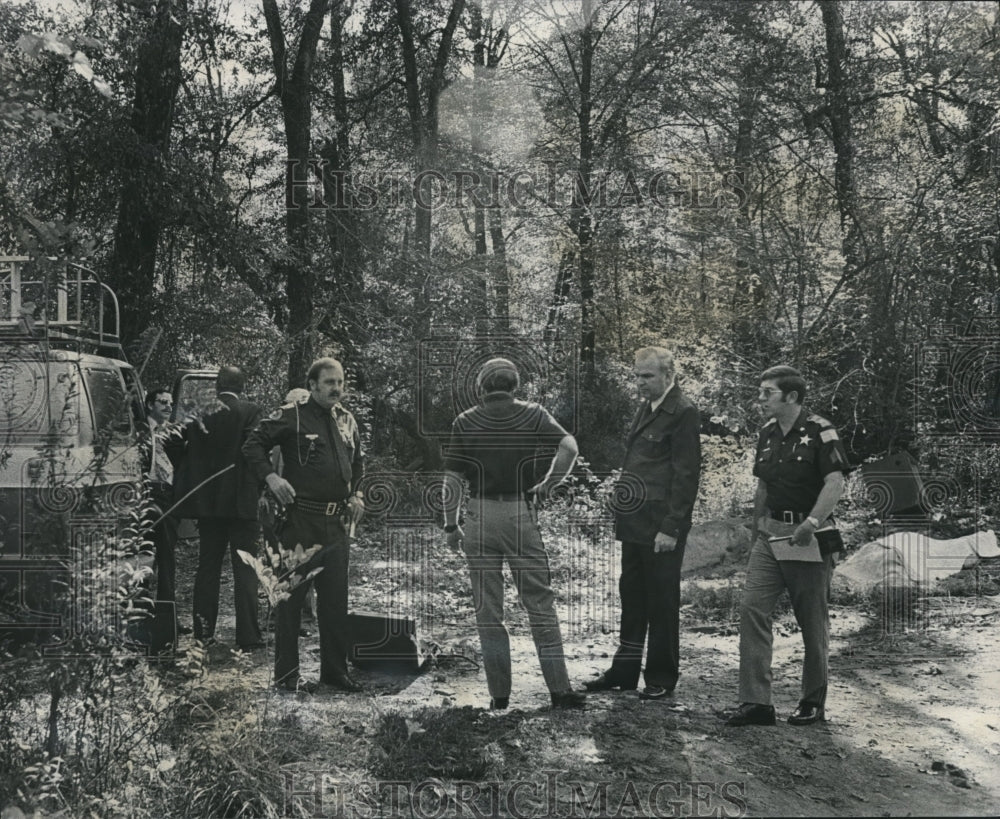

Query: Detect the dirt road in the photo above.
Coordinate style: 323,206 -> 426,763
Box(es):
177,534 -> 1000,818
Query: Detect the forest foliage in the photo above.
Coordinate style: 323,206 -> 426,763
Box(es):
3,0 -> 1000,476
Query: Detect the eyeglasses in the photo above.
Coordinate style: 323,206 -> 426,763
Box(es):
758,388 -> 783,399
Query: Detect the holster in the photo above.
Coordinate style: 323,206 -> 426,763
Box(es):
815,528 -> 845,556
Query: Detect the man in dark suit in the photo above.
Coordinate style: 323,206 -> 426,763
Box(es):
585,346 -> 701,699
173,366 -> 264,650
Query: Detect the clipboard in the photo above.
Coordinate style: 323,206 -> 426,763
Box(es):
763,522 -> 835,563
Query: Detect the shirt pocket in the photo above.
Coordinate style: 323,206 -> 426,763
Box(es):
637,429 -> 667,456
790,446 -> 817,465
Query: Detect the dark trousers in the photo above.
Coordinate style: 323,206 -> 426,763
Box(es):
608,535 -> 686,690
274,507 -> 351,685
152,514 -> 178,608
148,493 -> 179,654
193,518 -> 262,647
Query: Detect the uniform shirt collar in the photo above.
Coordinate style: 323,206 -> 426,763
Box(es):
306,396 -> 328,415
775,408 -> 809,438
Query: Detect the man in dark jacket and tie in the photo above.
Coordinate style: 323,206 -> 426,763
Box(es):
585,346 -> 701,699
173,366 -> 264,650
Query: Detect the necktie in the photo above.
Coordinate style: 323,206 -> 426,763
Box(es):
326,408 -> 353,487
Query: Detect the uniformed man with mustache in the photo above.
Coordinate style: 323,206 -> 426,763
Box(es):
243,357 -> 366,694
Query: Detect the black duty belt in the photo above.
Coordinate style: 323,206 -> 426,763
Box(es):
294,498 -> 347,516
770,510 -> 809,524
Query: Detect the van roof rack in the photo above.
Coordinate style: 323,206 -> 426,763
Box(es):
0,256 -> 124,358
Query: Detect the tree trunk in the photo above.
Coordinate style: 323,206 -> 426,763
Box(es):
395,0 -> 466,256
107,0 -> 187,344
576,0 -> 596,378
820,0 -> 862,274
319,0 -> 366,376
262,0 -> 330,386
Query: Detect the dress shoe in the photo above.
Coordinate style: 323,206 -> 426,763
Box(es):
322,673 -> 364,693
176,624 -> 193,635
725,702 -> 776,727
638,684 -> 674,700
238,641 -> 266,651
583,673 -> 636,692
489,696 -> 509,710
788,702 -> 825,725
275,677 -> 318,694
550,690 -> 587,710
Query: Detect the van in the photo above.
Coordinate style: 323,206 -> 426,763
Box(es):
0,257 -> 144,646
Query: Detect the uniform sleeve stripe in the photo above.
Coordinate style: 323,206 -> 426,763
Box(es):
820,428 -> 839,442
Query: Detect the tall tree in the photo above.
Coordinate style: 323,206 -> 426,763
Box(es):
106,0 -> 187,344
523,0 -> 700,375
262,0 -> 330,385
395,0 -> 466,255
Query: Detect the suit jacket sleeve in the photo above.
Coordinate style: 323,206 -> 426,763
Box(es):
660,403 -> 701,536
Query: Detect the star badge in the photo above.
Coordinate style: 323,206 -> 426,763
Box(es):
798,434 -> 813,447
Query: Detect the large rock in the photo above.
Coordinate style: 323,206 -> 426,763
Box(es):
833,530 -> 1000,594
683,518 -> 752,575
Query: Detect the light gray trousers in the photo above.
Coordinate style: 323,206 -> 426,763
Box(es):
461,498 -> 571,699
738,519 -> 833,707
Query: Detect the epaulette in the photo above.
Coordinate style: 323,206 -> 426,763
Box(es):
806,413 -> 833,428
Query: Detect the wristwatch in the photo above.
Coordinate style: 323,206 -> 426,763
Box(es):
443,524 -> 458,534
806,515 -> 820,528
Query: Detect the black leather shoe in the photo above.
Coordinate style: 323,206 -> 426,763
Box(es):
638,685 -> 674,700
322,673 -> 364,693
489,696 -> 509,710
725,702 -> 776,726
551,690 -> 586,709
583,673 -> 636,692
238,641 -> 266,651
275,677 -> 318,694
788,702 -> 825,725
176,624 -> 193,635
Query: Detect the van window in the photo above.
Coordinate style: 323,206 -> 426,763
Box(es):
0,357 -> 81,438
83,368 -> 132,438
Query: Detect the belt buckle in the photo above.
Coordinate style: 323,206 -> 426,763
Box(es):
326,502 -> 338,516
782,510 -> 795,525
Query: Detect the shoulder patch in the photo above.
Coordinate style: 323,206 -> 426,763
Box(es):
807,414 -> 833,428
820,428 -> 839,443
